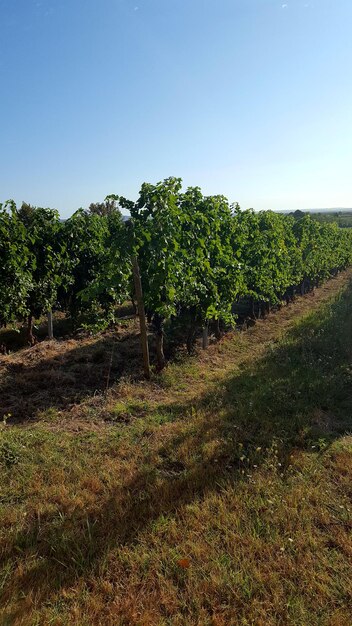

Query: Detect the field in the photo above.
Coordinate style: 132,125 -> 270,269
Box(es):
1,271 -> 352,625
311,211 -> 352,229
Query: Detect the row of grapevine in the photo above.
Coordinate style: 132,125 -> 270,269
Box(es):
0,201 -> 130,343
1,178 -> 352,369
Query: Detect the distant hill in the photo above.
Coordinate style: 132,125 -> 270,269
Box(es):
278,208 -> 352,214
280,208 -> 352,228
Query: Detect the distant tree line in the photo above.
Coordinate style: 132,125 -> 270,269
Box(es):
289,209 -> 352,229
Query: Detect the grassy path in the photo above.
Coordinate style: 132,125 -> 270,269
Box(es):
1,271 -> 352,625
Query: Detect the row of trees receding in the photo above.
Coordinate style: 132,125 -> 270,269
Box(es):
2,178 -> 352,373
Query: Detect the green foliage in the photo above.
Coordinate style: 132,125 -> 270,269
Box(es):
2,180 -> 352,355
66,208 -> 130,326
0,201 -> 32,324
59,208 -> 131,328
17,204 -> 67,318
125,177 -> 184,320
179,189 -> 243,323
88,197 -> 120,217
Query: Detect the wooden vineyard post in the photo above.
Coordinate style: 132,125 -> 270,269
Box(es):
132,255 -> 151,380
48,310 -> 54,340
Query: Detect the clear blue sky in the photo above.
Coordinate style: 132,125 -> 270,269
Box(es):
1,0 -> 351,217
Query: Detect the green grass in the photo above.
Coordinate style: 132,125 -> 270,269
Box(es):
1,281 -> 352,625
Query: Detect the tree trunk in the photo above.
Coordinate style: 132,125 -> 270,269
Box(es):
214,318 -> 222,340
286,290 -> 293,305
288,286 -> 295,303
131,296 -> 137,315
27,315 -> 35,346
187,315 -> 197,354
153,313 -> 166,370
202,322 -> 209,350
132,255 -> 151,380
47,310 -> 54,340
155,329 -> 165,370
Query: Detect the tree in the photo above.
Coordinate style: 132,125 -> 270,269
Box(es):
88,198 -> 120,217
16,205 -> 67,344
0,201 -> 31,327
60,207 -> 130,330
120,177 -> 184,368
178,190 -> 244,350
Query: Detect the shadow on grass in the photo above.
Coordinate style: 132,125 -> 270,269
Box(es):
0,318 -> 207,423
0,303 -> 138,353
1,284 -> 352,621
0,330 -> 146,423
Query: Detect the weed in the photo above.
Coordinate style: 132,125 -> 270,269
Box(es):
0,440 -> 21,468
